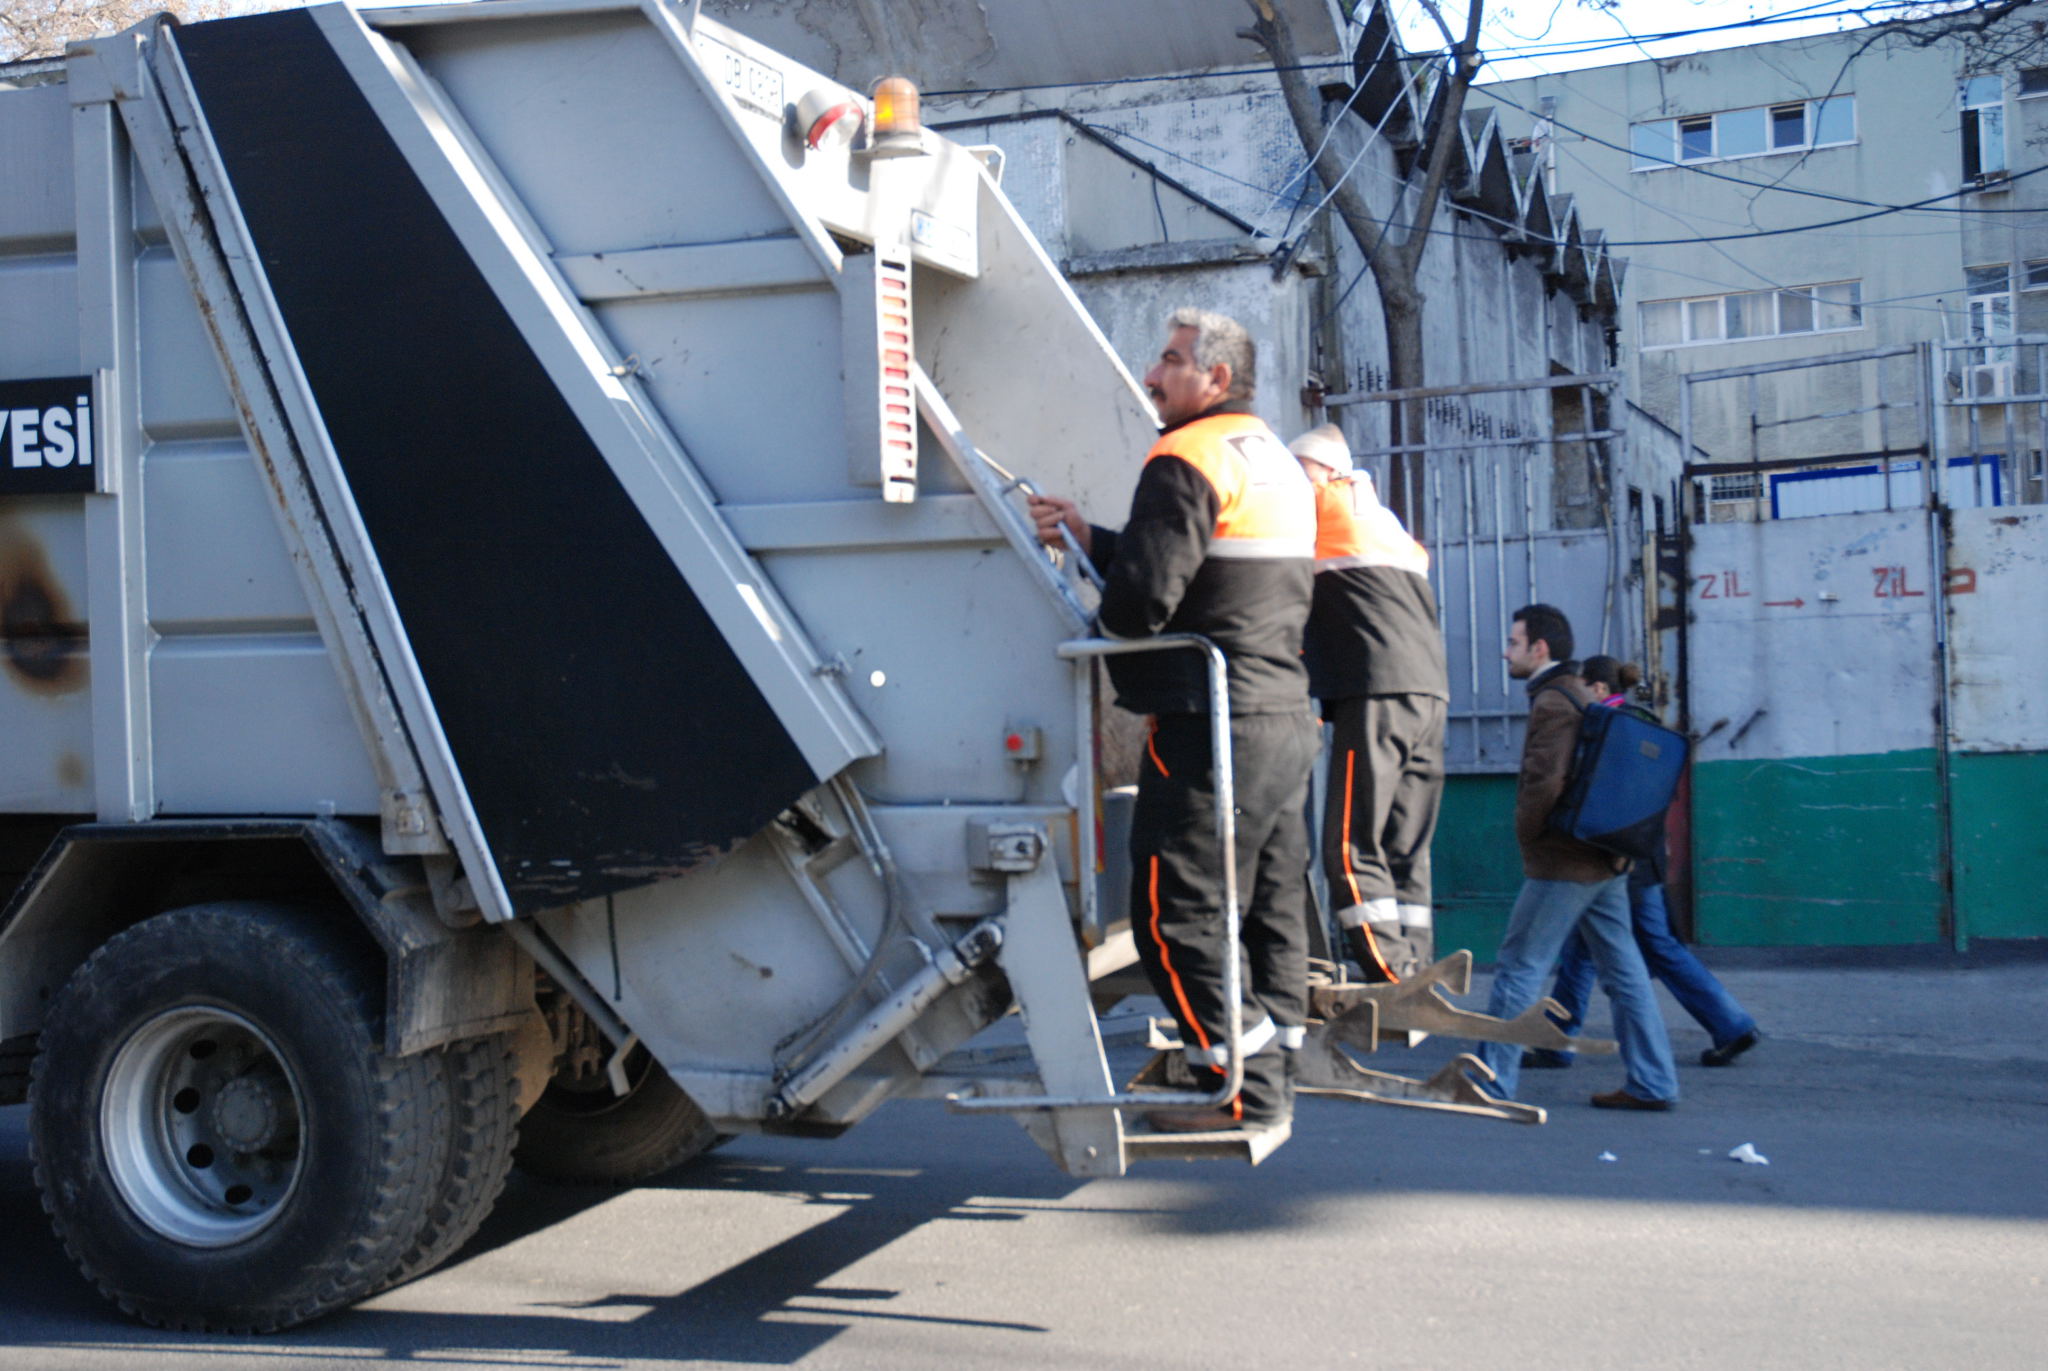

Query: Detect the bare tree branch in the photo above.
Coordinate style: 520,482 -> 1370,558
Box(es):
1415,0 -> 1460,51
1,0 -> 237,63
1241,0 -> 1402,280
1396,3 -> 1487,285
1245,0 -> 1492,535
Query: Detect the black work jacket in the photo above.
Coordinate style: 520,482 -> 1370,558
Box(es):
1090,404 -> 1315,716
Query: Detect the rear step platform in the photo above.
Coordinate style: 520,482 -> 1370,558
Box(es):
1125,1121 -> 1292,1165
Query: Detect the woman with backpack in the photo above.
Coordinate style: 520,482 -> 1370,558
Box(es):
1525,656 -> 1764,1070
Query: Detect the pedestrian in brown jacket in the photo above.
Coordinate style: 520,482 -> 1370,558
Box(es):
1470,604 -> 1679,1110
1514,666 -> 1628,885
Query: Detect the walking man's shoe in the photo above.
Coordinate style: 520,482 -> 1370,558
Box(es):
1522,1048 -> 1574,1070
1700,1028 -> 1762,1067
1590,1089 -> 1673,1112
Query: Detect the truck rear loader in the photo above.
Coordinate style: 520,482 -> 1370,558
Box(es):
0,0 -> 1592,1332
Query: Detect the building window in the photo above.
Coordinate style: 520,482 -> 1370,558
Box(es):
1631,96 -> 1855,170
1710,472 -> 1762,502
2019,67 -> 2048,98
1771,102 -> 1807,148
1966,263 -> 2014,364
1639,281 -> 1862,348
1961,75 -> 2006,182
2022,258 -> 2048,291
1679,115 -> 1714,161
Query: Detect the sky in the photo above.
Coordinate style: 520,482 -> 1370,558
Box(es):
1391,0 -> 1986,84
209,0 -> 1988,86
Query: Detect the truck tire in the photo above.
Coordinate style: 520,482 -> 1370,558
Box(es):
379,1034 -> 520,1290
28,902 -> 446,1332
514,1043 -> 720,1184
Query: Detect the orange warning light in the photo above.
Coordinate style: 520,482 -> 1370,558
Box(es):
868,76 -> 926,157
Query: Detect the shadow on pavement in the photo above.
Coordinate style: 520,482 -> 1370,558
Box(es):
3,955 -> 2042,1363
0,1111 -> 1092,1365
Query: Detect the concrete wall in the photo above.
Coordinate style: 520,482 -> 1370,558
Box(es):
1682,503 -> 2048,946
1946,506 -> 2048,941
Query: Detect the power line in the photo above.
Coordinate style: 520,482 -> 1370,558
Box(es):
1253,7 -> 1403,237
919,0 -> 1937,99
1549,142 -> 1977,242
1079,102 -> 2048,250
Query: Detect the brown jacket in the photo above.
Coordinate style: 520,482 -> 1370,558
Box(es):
1515,666 -> 1630,882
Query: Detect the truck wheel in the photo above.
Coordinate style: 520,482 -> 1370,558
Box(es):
28,903 -> 444,1332
514,1042 -> 720,1184
379,1034 -> 519,1290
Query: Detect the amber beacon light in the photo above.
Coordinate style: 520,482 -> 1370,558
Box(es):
867,75 -> 925,157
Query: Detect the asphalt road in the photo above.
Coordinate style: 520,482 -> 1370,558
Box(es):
4,948 -> 2043,1370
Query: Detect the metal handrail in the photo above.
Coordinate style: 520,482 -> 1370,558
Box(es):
911,367 -> 1097,628
951,631 -> 1245,1114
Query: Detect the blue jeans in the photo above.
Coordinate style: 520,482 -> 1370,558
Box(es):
1476,875 -> 1678,1104
1549,884 -> 1757,1051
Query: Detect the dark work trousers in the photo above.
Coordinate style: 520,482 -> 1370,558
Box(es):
1321,693 -> 1447,918
1130,709 -> 1318,1124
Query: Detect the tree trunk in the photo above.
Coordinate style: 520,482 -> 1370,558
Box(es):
1243,0 -> 1485,546
1380,278 -> 1428,540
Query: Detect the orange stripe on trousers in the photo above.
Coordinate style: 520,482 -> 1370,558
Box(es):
1340,749 -> 1363,908
1147,856 -> 1210,1053
1342,748 -> 1397,981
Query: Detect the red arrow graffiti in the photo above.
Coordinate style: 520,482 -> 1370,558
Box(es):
1764,598 -> 1806,608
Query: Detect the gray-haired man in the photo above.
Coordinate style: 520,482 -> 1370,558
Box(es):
1030,309 -> 1317,1134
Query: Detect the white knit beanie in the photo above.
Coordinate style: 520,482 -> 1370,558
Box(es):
1287,423 -> 1352,474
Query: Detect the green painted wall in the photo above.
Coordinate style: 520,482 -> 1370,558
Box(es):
1431,774 -> 1520,962
1692,748 -> 1943,947
1429,748 -> 2045,956
1951,750 -> 2048,942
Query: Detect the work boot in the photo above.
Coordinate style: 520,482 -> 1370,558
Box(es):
1144,1105 -> 1244,1133
1148,1046 -> 1291,1133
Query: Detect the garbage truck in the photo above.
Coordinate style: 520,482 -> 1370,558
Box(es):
0,0 -> 1595,1333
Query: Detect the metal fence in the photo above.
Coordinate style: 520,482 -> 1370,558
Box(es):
1936,334 -> 2048,508
1327,372 -> 1639,772
1676,340 -> 2048,524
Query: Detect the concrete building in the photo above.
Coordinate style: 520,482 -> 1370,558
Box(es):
1478,3 -> 2048,519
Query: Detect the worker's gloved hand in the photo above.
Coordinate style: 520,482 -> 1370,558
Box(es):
1026,493 -> 1091,556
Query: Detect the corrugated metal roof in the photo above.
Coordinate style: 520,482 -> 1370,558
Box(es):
699,0 -> 1342,92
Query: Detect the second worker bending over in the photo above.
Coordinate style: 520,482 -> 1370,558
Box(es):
1290,425 -> 1449,984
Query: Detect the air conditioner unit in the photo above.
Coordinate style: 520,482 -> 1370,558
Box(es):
1966,360 -> 2014,400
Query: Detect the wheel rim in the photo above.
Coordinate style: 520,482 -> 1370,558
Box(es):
101,1006 -> 307,1248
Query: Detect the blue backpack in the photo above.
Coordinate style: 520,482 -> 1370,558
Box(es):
1537,685 -> 1689,861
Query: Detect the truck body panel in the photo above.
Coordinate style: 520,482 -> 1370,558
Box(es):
2,0 -> 1152,1150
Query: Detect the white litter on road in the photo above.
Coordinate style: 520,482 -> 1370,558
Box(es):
1598,1151 -> 1618,1162
1728,1142 -> 1770,1165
